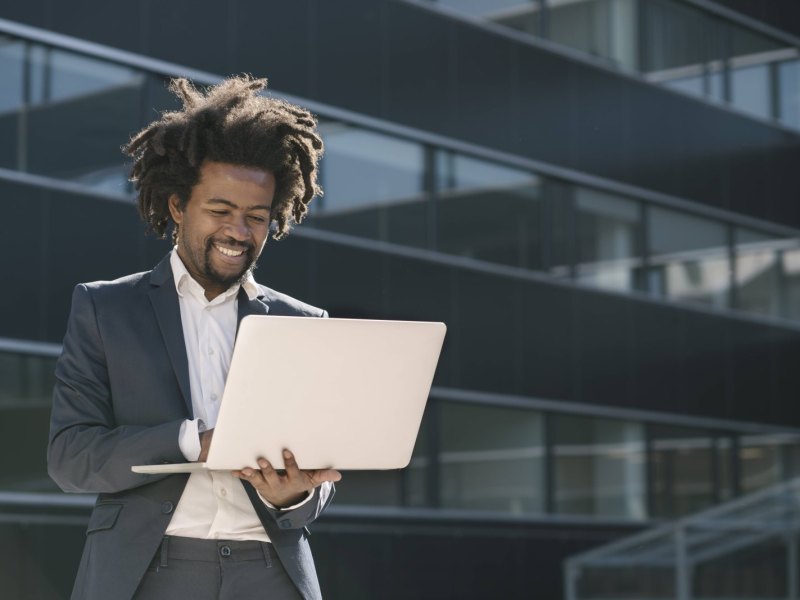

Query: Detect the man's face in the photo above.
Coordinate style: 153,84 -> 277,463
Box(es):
168,161 -> 275,300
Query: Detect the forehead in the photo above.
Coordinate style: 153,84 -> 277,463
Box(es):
193,161 -> 275,202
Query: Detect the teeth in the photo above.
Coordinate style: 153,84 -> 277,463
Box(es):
215,244 -> 244,257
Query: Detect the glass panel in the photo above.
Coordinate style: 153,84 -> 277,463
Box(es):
728,24 -> 785,120
734,228 -> 785,318
0,352 -> 57,408
25,44 -> 143,192
553,414 -> 646,519
574,188 -> 642,291
435,0 -> 535,18
649,425 -> 715,518
0,36 -> 24,170
782,242 -> 800,321
647,206 -> 730,308
314,123 -> 427,246
0,36 -> 24,113
730,64 -> 771,120
492,1 -> 546,38
716,436 -> 735,502
548,0 -> 638,70
739,434 -> 800,494
435,151 -> 543,269
779,59 -> 800,130
439,402 -> 544,514
641,0 -> 720,100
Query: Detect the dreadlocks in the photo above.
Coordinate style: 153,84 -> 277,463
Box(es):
124,75 -> 323,242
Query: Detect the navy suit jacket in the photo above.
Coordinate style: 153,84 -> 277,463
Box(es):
47,255 -> 334,600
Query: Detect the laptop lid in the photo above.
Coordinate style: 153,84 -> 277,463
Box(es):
134,315 -> 446,473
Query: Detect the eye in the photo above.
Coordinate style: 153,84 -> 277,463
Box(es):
249,215 -> 268,224
210,209 -> 228,216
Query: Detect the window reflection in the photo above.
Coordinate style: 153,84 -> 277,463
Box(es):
734,229 -> 787,318
739,434 -> 800,494
728,25 -> 784,120
782,244 -> 800,321
647,207 -> 730,308
553,414 -> 646,519
779,59 -> 800,129
650,425 -> 717,518
435,151 -> 543,269
0,352 -> 57,408
548,0 -> 638,71
574,188 -> 642,292
0,35 -> 24,113
439,402 -> 545,514
0,36 -> 24,170
315,123 -> 427,246
0,37 -> 145,185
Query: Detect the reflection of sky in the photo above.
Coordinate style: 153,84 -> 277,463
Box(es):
318,124 -> 425,212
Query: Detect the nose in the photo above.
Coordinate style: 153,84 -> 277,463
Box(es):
225,216 -> 250,242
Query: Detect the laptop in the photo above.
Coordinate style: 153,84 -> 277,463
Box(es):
132,315 -> 446,473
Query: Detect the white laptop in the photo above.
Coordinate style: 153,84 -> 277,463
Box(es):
132,315 -> 446,473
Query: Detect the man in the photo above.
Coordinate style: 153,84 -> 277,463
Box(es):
47,76 -> 340,600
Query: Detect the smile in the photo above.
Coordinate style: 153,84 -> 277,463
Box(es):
213,244 -> 246,257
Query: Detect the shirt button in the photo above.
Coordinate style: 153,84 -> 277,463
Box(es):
219,488 -> 227,497
208,348 -> 214,355
210,393 -> 218,401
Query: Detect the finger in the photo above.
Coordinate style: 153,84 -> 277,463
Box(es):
257,458 -> 281,485
282,449 -> 303,479
312,469 -> 342,485
307,468 -> 342,485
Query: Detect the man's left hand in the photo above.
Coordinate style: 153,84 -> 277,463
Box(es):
233,449 -> 341,509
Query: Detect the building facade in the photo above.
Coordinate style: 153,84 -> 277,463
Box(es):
2,1 -> 800,598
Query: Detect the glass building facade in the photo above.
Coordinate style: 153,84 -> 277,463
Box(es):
431,0 -> 800,130
2,1 -> 800,598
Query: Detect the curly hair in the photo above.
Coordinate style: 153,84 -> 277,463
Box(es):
123,75 -> 323,242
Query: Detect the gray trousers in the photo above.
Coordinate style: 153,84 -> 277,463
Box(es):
132,537 -> 303,600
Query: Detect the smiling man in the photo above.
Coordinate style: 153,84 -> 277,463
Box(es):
47,76 -> 340,600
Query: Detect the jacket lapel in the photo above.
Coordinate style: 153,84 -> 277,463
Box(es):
236,287 -> 270,333
148,255 -> 193,417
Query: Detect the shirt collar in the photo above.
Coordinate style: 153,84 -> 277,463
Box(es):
170,248 -> 259,302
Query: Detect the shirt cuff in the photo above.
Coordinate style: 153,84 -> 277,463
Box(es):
257,488 -> 314,511
178,418 -> 205,461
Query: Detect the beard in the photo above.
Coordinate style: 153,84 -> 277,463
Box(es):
202,237 -> 259,290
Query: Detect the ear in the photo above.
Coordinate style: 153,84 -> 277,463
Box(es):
167,194 -> 183,225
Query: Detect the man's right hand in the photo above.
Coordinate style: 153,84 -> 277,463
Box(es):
198,429 -> 214,462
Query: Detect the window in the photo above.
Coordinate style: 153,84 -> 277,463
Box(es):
435,151 -> 543,268
574,188 -> 643,292
649,425 -> 718,517
647,207 -> 731,308
553,414 -> 646,519
778,59 -> 800,129
315,124 -> 427,246
739,434 -> 800,494
734,228 -> 786,318
439,402 -> 545,514
548,0 -> 638,71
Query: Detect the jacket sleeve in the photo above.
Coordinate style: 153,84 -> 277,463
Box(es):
244,480 -> 335,531
47,284 -> 186,494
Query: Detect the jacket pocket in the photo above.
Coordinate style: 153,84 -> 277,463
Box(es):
86,503 -> 122,535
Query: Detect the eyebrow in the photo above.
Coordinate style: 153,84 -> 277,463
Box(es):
207,198 -> 271,212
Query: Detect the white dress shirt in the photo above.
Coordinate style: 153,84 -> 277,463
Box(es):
165,249 -> 309,541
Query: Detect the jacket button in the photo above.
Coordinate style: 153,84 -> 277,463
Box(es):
161,501 -> 174,514
279,519 -> 292,529
219,545 -> 232,557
